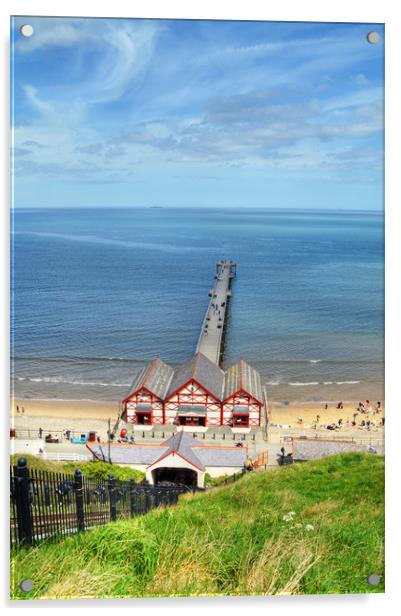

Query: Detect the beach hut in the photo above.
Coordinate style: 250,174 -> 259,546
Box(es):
121,358 -> 174,425
222,359 -> 263,428
164,352 -> 224,427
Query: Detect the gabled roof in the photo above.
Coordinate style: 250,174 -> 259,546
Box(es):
123,357 -> 174,402
87,434 -> 247,469
166,352 -> 225,401
223,359 -> 263,405
87,442 -> 168,465
147,431 -> 206,471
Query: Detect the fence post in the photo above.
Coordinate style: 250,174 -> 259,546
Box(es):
108,474 -> 117,521
129,478 -> 137,517
14,457 -> 34,545
142,480 -> 152,512
74,469 -> 85,532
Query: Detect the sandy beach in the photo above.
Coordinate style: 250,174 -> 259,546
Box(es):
11,397 -> 384,442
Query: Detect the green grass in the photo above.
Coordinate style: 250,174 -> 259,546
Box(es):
10,453 -> 384,599
10,454 -> 145,482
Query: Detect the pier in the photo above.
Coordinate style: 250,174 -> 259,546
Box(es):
195,260 -> 236,366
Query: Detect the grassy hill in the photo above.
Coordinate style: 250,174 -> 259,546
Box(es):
11,453 -> 384,599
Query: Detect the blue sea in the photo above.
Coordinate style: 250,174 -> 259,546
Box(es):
11,207 -> 384,403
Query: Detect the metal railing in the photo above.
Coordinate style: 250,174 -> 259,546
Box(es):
124,429 -> 256,442
10,457 -> 187,548
11,428 -> 93,442
41,452 -> 91,462
12,427 -> 258,443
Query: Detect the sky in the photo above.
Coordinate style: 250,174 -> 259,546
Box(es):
11,17 -> 384,209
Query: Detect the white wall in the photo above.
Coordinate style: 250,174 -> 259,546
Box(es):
205,465 -> 244,478
11,439 -> 45,455
145,452 -> 205,487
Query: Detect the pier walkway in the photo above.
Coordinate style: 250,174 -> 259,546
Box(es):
195,260 -> 236,366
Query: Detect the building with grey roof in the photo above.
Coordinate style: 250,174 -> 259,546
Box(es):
120,354 -> 265,429
222,359 -> 264,428
121,358 -> 174,425
87,431 -> 247,488
167,352 -> 225,401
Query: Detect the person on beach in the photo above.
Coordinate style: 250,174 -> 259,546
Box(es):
38,427 -> 43,439
324,403 -> 328,410
316,414 -> 320,423
21,407 -> 25,414
16,405 -> 19,413
337,401 -> 344,409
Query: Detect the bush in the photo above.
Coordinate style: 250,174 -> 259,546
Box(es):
10,454 -> 144,482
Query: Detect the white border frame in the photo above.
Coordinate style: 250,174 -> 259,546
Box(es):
1,1 -> 400,614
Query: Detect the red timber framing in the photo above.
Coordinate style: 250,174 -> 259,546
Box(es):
121,359 -> 166,425
222,391 -> 262,427
222,358 -> 263,427
164,379 -> 221,427
122,387 -> 164,424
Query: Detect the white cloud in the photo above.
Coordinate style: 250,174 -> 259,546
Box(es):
23,85 -> 53,115
91,23 -> 160,103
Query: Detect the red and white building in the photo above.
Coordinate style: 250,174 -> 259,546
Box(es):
164,352 -> 224,427
121,358 -> 174,425
222,359 -> 263,428
121,353 -> 264,429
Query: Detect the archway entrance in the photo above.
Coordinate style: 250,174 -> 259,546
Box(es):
153,467 -> 198,487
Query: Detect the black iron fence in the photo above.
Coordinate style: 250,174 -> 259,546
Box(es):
10,457 -> 187,548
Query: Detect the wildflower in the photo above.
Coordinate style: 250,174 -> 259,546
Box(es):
282,511 -> 296,522
305,524 -> 315,531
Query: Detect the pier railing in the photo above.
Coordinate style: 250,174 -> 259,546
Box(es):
10,458 -> 187,548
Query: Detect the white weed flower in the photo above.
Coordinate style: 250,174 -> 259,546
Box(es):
282,511 -> 296,522
305,524 -> 315,531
